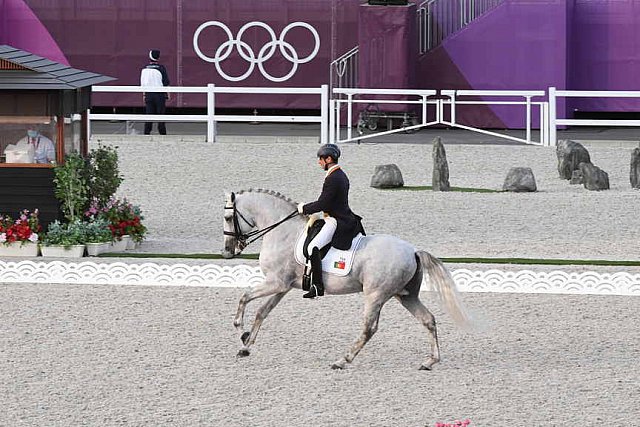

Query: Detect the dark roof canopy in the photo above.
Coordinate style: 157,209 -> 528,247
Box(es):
0,45 -> 115,90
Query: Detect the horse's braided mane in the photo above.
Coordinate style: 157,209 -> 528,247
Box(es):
237,188 -> 297,207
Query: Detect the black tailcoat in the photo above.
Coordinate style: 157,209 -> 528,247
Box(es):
302,166 -> 363,250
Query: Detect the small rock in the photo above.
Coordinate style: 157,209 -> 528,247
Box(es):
580,162 -> 609,191
370,164 -> 404,188
503,167 -> 537,192
569,169 -> 584,185
556,139 -> 591,180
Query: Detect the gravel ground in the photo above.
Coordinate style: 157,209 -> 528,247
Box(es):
2,138 -> 639,426
101,138 -> 640,272
1,283 -> 639,427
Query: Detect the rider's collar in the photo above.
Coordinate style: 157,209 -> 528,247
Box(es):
325,164 -> 340,177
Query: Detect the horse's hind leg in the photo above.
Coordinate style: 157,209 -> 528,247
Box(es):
237,290 -> 289,357
331,297 -> 386,370
396,294 -> 440,370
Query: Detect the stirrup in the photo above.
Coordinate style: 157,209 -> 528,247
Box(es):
303,284 -> 324,299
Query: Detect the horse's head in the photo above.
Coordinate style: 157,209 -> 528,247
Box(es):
222,191 -> 255,259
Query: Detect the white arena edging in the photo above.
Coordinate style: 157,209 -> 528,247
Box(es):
1,260 -> 639,296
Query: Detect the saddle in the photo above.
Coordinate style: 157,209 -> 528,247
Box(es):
294,218 -> 364,278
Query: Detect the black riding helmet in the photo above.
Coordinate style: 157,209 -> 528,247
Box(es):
317,143 -> 341,161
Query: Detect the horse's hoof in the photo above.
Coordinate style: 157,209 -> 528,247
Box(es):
237,349 -> 250,357
331,363 -> 344,370
240,332 -> 250,345
419,364 -> 432,371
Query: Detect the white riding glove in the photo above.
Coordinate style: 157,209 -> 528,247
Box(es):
297,203 -> 305,214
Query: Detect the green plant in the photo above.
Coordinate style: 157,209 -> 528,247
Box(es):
43,220 -> 87,248
53,152 -> 89,222
83,218 -> 113,243
87,145 -> 122,209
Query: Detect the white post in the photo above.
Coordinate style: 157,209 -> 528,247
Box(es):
329,100 -> 336,144
336,100 -> 341,143
320,84 -> 329,145
525,95 -> 532,144
422,95 -> 428,125
207,83 -> 216,143
540,102 -> 547,146
450,92 -> 456,125
548,86 -> 557,147
347,93 -> 353,141
86,108 -> 91,141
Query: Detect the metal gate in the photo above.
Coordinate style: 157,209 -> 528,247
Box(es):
330,88 -> 549,146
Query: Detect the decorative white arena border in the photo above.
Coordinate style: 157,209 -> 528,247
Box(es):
1,260 -> 640,296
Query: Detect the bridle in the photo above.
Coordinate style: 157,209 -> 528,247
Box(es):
224,200 -> 298,249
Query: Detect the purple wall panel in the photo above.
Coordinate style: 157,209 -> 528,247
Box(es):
358,3 -> 417,113
3,0 -> 361,109
417,0 -> 569,128
569,0 -> 640,112
0,0 -> 68,65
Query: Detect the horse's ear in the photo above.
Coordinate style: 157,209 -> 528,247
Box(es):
224,191 -> 235,204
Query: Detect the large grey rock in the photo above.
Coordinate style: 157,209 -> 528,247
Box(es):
580,162 -> 609,191
432,137 -> 450,191
556,139 -> 591,180
370,164 -> 404,188
503,167 -> 537,192
630,147 -> 640,189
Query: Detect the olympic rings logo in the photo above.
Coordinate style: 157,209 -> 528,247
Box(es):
193,21 -> 320,82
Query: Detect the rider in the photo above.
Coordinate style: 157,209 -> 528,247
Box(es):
297,143 -> 364,299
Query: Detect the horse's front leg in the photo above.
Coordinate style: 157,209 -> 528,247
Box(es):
237,290 -> 290,357
233,279 -> 284,330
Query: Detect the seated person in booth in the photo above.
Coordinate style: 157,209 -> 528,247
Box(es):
15,129 -> 56,164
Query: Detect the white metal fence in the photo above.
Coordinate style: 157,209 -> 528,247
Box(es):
90,85 -> 329,144
332,88 -> 549,146
548,87 -> 640,146
90,84 -> 640,148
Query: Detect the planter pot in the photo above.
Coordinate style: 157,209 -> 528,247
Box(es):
0,241 -> 39,257
110,238 -> 128,252
41,244 -> 86,258
126,237 -> 139,250
85,242 -> 110,257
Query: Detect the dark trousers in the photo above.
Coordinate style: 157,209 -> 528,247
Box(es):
144,93 -> 167,135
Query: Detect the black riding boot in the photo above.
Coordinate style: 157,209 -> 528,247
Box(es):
303,247 -> 324,299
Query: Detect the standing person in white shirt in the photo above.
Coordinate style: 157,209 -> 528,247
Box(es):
140,49 -> 170,135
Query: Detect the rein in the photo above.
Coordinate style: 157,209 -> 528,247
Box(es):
224,204 -> 299,248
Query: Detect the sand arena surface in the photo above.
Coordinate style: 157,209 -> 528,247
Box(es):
1,284 -> 639,426
2,138 -> 639,425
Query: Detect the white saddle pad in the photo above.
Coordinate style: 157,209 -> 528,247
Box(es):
294,231 -> 364,277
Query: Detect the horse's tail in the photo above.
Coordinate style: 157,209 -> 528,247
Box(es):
416,250 -> 474,330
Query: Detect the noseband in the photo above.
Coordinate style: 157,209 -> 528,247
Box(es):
224,203 -> 298,249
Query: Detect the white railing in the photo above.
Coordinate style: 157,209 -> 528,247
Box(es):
330,47 -> 359,95
417,0 -> 505,54
90,85 -> 329,144
331,88 -> 547,146
548,87 -> 640,147
331,88 -> 439,143
441,90 -> 549,146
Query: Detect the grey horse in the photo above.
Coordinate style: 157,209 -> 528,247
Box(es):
223,189 -> 473,370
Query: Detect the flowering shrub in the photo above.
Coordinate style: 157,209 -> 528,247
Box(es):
0,209 -> 41,245
85,197 -> 147,243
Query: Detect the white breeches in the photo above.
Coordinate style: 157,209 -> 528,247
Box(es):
306,216 -> 337,253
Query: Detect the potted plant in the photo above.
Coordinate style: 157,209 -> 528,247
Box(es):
86,145 -> 123,209
41,220 -> 87,257
53,152 -> 89,223
83,218 -> 112,256
0,209 -> 41,257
